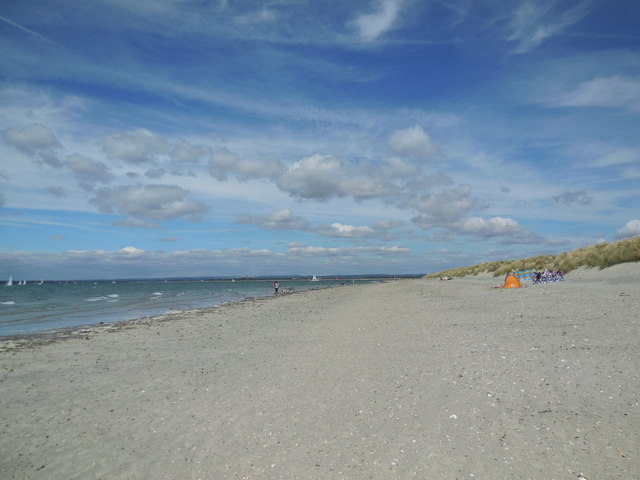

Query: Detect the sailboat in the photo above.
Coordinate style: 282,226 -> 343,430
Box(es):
6,276 -> 12,286
311,275 -> 319,282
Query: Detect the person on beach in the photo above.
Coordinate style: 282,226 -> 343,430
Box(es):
274,281 -> 279,295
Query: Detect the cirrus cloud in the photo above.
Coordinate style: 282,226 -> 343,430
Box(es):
352,0 -> 405,42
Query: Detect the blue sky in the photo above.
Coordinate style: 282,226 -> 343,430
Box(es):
1,0 -> 639,280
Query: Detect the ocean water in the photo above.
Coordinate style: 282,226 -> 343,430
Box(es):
0,278 -> 367,337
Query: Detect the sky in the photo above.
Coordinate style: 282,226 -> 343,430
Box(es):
1,0 -> 639,280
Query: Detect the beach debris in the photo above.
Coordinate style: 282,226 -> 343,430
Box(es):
577,475 -> 589,480
449,414 -> 457,420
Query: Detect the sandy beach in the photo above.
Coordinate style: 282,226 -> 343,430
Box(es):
1,264 -> 638,479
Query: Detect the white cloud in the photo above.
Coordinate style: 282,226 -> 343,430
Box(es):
277,154 -> 343,199
237,209 -> 309,230
119,246 -> 145,256
238,209 -> 400,240
1,123 -> 61,154
410,185 -> 476,229
353,0 -> 404,42
277,153 -> 406,201
102,128 -> 170,164
208,148 -> 284,181
388,125 -> 440,160
508,0 -> 595,53
556,76 -> 640,111
91,184 -> 207,221
615,219 -> 640,239
452,216 -> 544,244
314,223 -> 375,238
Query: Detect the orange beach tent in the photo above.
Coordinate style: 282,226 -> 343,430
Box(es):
503,273 -> 522,288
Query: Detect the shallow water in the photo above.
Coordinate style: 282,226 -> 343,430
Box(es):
0,278 -> 366,336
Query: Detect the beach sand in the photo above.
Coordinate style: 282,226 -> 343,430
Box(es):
1,264 -> 638,479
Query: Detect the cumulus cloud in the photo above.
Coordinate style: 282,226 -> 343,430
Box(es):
552,190 -> 592,206
237,209 -> 309,230
102,128 -> 169,164
410,185 -> 476,229
615,219 -> 640,238
353,0 -> 404,42
451,216 -> 544,244
65,154 -> 115,185
277,154 -> 392,201
238,209 -> 400,240
313,223 -> 375,238
388,125 -> 440,160
277,154 -> 351,199
170,140 -> 210,163
208,148 -> 284,181
556,76 -> 640,112
119,246 -> 146,257
373,219 -> 403,230
1,123 -> 61,153
91,184 -> 207,221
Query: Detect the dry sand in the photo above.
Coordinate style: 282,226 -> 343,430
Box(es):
1,264 -> 638,479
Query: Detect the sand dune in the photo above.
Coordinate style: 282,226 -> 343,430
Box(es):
1,264 -> 638,479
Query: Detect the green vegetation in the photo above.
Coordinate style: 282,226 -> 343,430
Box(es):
426,235 -> 640,279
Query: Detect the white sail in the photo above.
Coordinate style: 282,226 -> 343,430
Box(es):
6,276 -> 12,286
311,275 -> 318,281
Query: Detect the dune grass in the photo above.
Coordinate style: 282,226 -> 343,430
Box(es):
426,235 -> 640,279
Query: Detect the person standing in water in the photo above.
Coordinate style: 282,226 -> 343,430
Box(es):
273,280 -> 279,294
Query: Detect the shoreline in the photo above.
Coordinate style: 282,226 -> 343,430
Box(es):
1,265 -> 638,478
0,280 -> 371,348
0,283 -> 352,351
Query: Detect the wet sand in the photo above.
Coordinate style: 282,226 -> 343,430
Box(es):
1,264 -> 638,479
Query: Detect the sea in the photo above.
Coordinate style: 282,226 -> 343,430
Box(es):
0,277 -> 375,337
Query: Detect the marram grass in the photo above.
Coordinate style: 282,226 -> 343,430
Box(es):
426,235 -> 640,279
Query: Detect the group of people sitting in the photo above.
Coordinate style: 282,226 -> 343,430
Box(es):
531,270 -> 564,284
